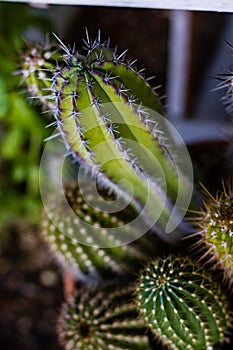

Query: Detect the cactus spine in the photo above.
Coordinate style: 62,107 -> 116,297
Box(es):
57,284 -> 149,350
135,256 -> 232,350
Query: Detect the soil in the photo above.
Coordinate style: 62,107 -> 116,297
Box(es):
0,223 -> 63,350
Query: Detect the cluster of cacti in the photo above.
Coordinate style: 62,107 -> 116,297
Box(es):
19,32 -> 233,350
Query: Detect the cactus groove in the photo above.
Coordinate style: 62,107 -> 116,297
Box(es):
136,256 -> 232,350
57,284 -> 150,350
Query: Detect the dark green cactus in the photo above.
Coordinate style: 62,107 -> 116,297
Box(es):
57,283 -> 149,350
135,256 -> 232,350
21,32 -> 193,238
41,180 -> 158,280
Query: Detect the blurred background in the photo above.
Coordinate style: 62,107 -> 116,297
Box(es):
0,2 -> 232,349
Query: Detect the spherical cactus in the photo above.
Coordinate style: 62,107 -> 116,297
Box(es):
41,180 -> 158,280
20,32 -> 193,238
190,181 -> 233,280
57,283 -> 150,350
135,255 -> 232,350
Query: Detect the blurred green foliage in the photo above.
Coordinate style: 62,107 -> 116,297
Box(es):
0,3 -> 51,230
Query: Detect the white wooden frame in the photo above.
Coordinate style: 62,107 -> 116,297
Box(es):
3,0 -> 233,13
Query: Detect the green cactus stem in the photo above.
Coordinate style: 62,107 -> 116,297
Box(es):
51,35 -> 191,234
21,32 -> 193,237
189,181 -> 233,278
41,180 -> 158,280
135,255 -> 232,350
20,42 -> 60,110
57,283 -> 149,350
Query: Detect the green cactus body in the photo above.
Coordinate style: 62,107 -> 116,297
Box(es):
136,256 -> 232,350
53,66 -> 172,232
57,284 -> 149,350
21,34 -> 193,235
53,42 -> 191,232
193,181 -> 233,274
41,181 -> 158,279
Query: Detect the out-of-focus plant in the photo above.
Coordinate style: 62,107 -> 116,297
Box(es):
0,3 -> 51,230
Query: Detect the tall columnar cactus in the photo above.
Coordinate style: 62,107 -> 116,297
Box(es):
57,283 -> 150,350
41,181 -> 158,280
20,32 -> 193,238
191,181 -> 233,278
135,256 -> 232,350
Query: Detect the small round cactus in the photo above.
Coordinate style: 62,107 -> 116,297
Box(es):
57,283 -> 150,350
191,181 -> 233,275
135,256 -> 232,350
